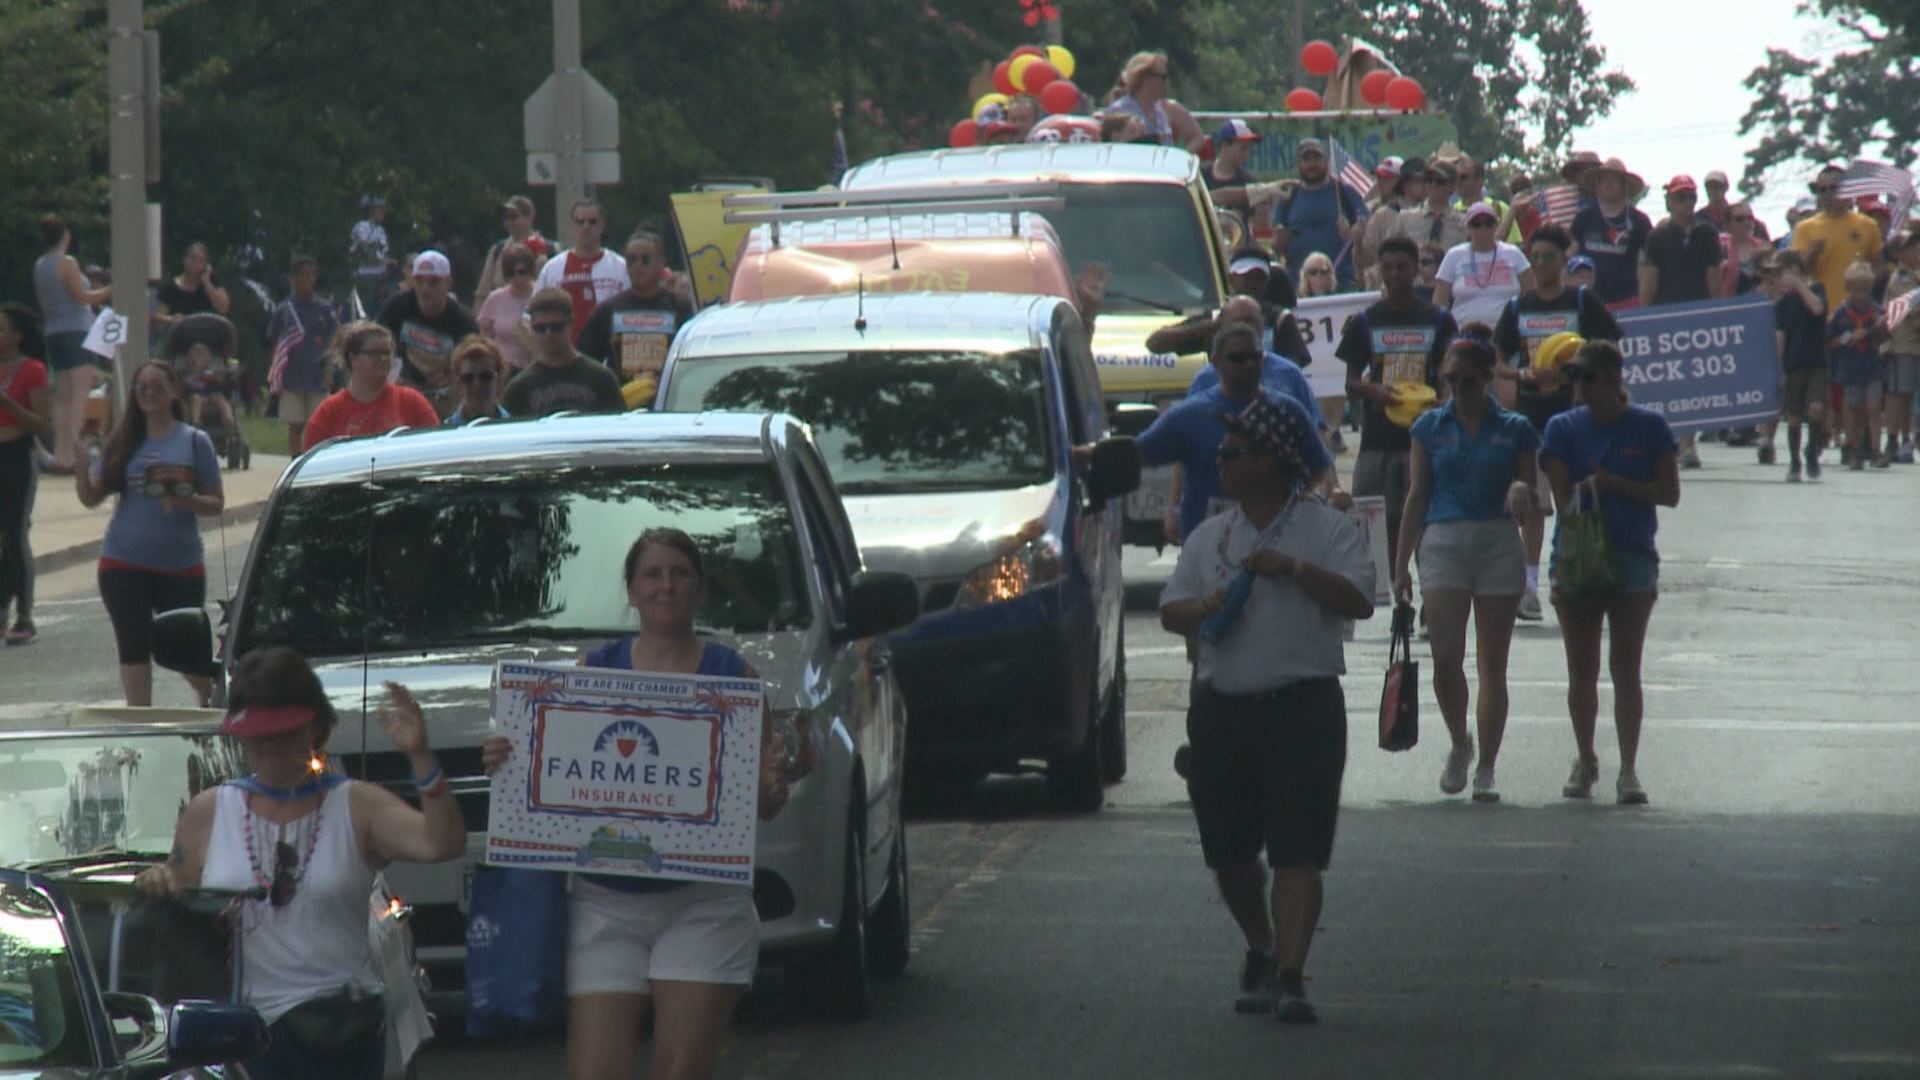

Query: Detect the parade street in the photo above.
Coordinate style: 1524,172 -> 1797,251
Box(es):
11,442 -> 1920,1079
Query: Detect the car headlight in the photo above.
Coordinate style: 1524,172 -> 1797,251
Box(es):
956,532 -> 1063,608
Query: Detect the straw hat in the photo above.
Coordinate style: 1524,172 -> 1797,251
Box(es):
1579,157 -> 1647,201
1559,150 -> 1602,184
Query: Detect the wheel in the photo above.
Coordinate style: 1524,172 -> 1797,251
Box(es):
1100,639 -> 1128,784
1046,675 -> 1105,813
866,825 -> 911,978
796,818 -> 871,1021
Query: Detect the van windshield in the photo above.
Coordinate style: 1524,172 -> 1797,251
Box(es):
662,350 -> 1053,495
234,462 -> 809,657
1044,183 -> 1220,314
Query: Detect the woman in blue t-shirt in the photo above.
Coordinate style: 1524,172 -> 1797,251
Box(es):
481,527 -> 808,1080
1540,341 -> 1680,807
1393,328 -> 1540,804
73,360 -> 225,706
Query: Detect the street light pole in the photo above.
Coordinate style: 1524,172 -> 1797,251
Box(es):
552,0 -> 586,231
107,0 -> 150,401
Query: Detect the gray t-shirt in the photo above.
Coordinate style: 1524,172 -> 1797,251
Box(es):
502,358 -> 625,418
1161,497 -> 1376,693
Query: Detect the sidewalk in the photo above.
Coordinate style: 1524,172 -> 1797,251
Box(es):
31,454 -> 293,577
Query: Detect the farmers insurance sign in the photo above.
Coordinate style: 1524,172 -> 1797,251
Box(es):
485,662 -> 764,884
1614,297 -> 1779,434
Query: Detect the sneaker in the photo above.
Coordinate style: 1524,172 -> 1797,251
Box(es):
1898,445 -> 1916,465
1517,591 -> 1543,622
3,622 -> 34,647
1440,741 -> 1473,795
1235,950 -> 1277,1014
1471,765 -> 1499,803
1616,768 -> 1649,805
1786,464 -> 1802,483
1757,444 -> 1776,465
1563,756 -> 1600,799
1274,995 -> 1319,1024
1873,455 -> 1892,470
1806,455 -> 1823,480
1680,445 -> 1702,469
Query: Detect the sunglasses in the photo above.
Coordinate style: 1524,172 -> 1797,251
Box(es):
627,252 -> 657,264
142,478 -> 197,498
353,347 -> 395,360
1216,445 -> 1246,463
1219,351 -> 1262,366
1305,267 -> 1333,277
530,321 -> 570,336
573,216 -> 602,226
1729,215 -> 1753,224
1530,249 -> 1563,263
1469,218 -> 1497,228
459,370 -> 497,385
271,841 -> 297,908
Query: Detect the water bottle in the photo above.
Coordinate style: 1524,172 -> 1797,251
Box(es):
1198,567 -> 1257,644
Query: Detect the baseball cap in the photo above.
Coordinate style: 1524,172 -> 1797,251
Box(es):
1376,155 -> 1404,180
412,250 -> 452,279
1215,119 -> 1262,144
1665,174 -> 1698,196
1704,170 -> 1730,187
1229,253 -> 1272,277
1791,194 -> 1818,215
502,195 -> 534,217
1465,201 -> 1499,223
223,704 -> 318,738
1297,137 -> 1327,158
1565,254 -> 1596,274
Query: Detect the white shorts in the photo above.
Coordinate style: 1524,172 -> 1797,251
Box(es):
566,877 -> 760,994
1417,519 -> 1526,596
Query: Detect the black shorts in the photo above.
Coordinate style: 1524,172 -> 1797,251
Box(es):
98,566 -> 206,665
1186,678 -> 1347,871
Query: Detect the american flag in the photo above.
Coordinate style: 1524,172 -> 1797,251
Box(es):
1889,286 -> 1919,332
1328,138 -> 1374,204
266,302 -> 304,395
1533,183 -> 1585,227
1834,160 -> 1916,239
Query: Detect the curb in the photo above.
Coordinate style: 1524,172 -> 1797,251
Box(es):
33,498 -> 273,579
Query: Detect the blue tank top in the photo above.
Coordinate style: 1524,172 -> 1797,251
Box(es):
578,636 -> 752,893
34,254 -> 93,336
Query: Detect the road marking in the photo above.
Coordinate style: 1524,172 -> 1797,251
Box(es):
1128,709 -> 1920,734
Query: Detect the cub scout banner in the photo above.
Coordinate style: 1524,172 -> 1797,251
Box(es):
1614,297 -> 1779,435
485,662 -> 763,884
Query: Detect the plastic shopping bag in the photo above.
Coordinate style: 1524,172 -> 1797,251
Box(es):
464,866 -> 569,1038
1556,479 -> 1622,603
369,873 -> 432,1076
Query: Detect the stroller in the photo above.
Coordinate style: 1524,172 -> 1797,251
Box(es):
164,313 -> 251,471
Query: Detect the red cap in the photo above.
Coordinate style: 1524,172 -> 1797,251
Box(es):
222,704 -> 318,737
1665,174 -> 1698,196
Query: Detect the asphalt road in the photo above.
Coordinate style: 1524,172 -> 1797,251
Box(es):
6,442 -> 1919,1078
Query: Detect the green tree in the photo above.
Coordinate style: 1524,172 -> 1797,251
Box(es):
1737,0 -> 1919,197
0,0 -> 112,303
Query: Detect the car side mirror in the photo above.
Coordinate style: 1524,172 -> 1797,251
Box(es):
1085,436 -> 1142,504
151,607 -> 219,680
166,1000 -> 269,1069
1108,402 -> 1158,439
837,571 -> 919,643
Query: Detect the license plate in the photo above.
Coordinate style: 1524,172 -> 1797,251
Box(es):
1125,464 -> 1174,521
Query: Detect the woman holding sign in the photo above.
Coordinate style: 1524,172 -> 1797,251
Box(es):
482,527 -> 808,1080
74,360 -> 225,706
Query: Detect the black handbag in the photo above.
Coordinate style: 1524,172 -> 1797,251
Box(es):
1378,603 -> 1420,751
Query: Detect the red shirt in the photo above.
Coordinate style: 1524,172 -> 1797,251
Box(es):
0,357 -> 49,431
301,384 -> 441,451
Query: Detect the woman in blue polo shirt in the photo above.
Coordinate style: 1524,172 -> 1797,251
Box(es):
1541,340 -> 1680,807
1392,326 -> 1539,803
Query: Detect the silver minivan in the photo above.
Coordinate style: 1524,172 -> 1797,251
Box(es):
185,412 -> 919,1020
656,292 -> 1140,811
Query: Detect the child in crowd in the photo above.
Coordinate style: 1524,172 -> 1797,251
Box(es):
1882,232 -> 1920,464
1565,255 -> 1597,291
1827,260 -> 1889,470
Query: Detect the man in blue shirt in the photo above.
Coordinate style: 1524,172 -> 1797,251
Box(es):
1275,139 -> 1368,290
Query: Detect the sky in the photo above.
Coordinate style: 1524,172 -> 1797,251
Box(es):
1566,0 -> 1844,228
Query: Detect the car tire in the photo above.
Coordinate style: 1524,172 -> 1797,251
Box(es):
799,817 -> 872,1021
1100,636 -> 1128,784
1046,674 -> 1105,813
866,825 -> 911,978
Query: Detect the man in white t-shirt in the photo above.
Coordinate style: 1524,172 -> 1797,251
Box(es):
1433,201 -> 1535,331
1159,392 -> 1375,1026
536,197 -> 630,344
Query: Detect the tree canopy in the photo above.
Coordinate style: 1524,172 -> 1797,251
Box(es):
1738,0 -> 1919,196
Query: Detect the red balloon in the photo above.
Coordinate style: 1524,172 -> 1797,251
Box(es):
950,119 -> 979,148
1040,79 -> 1081,116
1359,69 -> 1395,107
1301,40 -> 1339,77
1285,87 -> 1325,113
993,59 -> 1019,96
1022,60 -> 1061,94
1385,76 -> 1425,111
1011,45 -> 1047,61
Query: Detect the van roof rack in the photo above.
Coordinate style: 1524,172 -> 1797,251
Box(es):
723,183 -> 1065,245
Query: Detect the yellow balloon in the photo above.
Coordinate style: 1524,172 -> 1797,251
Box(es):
1009,54 -> 1039,91
972,92 -> 1010,120
1046,45 -> 1076,80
